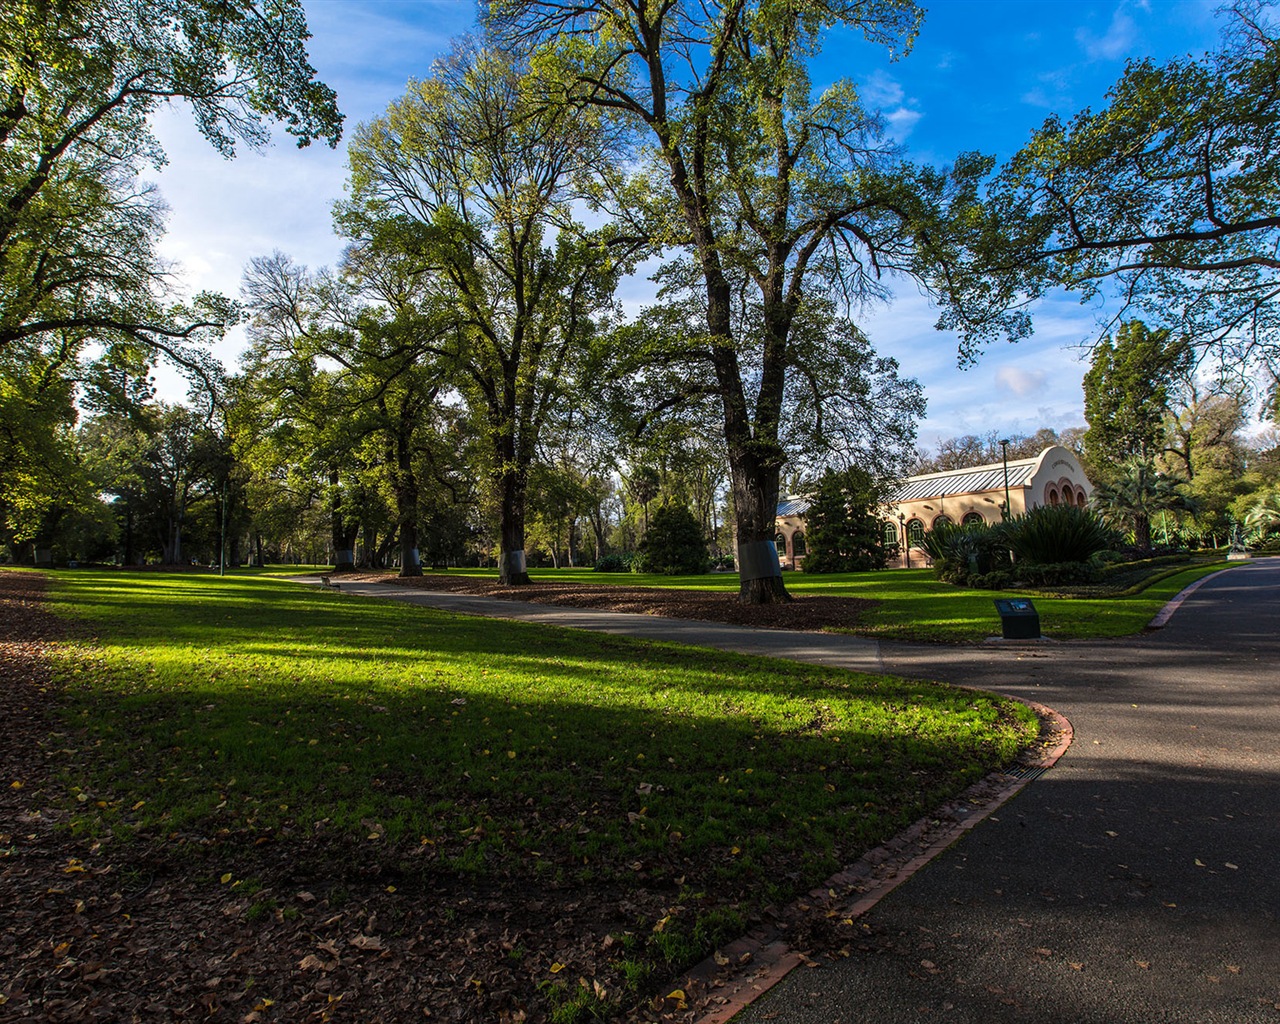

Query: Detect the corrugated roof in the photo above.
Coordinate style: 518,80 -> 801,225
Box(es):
776,496 -> 811,517
777,456 -> 1042,518
887,457 -> 1038,503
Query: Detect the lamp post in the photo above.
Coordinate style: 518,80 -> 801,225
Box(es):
898,512 -> 909,569
999,438 -> 1011,521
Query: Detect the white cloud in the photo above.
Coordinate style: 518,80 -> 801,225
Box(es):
995,366 -> 1048,397
1076,7 -> 1139,61
860,70 -> 923,141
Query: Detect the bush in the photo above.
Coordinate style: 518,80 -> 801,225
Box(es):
801,467 -> 890,573
923,520 -> 1011,586
632,504 -> 710,575
1003,505 -> 1114,565
593,552 -> 633,573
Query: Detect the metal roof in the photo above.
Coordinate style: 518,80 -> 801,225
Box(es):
777,456 -> 1042,518
776,496 -> 811,517
886,457 -> 1039,503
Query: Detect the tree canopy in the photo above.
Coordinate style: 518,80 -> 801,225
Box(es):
981,1 -> 1280,412
490,0 -> 1026,602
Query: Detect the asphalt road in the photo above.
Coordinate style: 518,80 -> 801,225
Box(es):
735,558 -> 1280,1024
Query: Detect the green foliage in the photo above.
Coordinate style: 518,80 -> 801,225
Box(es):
0,0 -> 339,559
593,552 -> 633,573
1083,322 -> 1192,468
801,467 -> 890,573
1004,504 -> 1115,566
1091,460 -> 1197,552
983,3 -> 1280,387
633,505 -> 709,575
921,520 -> 1011,586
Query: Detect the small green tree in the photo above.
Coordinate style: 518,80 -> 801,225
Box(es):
633,504 -> 709,575
800,467 -> 889,574
1091,460 -> 1197,552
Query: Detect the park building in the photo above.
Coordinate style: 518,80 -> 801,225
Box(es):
775,445 -> 1093,570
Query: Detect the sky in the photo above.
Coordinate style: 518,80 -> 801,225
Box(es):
149,0 -> 1228,452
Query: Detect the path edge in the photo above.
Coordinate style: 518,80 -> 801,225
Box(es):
659,698 -> 1074,1024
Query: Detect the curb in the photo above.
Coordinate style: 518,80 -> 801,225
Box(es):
1147,564 -> 1243,628
654,699 -> 1073,1024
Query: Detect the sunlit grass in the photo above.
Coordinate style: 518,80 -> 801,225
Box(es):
44,569 -> 1037,976
333,561 -> 1235,642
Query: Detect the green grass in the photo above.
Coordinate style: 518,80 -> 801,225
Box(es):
41,569 -> 1037,992
327,560 -> 1237,643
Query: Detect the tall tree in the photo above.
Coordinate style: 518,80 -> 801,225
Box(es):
492,0 -> 1024,602
339,43 -> 628,585
0,0 -> 341,551
1083,321 -> 1192,472
982,1 -> 1280,411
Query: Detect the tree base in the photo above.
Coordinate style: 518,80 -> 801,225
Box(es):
737,574 -> 791,605
399,564 -> 423,578
500,571 -> 531,586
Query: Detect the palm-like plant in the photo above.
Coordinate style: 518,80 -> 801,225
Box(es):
1090,460 -> 1197,551
1243,492 -> 1280,544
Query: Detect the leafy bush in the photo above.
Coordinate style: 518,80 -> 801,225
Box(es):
1003,504 -> 1114,565
801,467 -> 890,573
632,504 -> 709,575
593,552 -> 633,573
923,520 -> 1011,585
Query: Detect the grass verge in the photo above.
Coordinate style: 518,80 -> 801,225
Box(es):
39,570 -> 1037,1017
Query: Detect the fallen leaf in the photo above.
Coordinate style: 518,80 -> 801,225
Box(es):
349,934 -> 383,951
1225,862 -> 1239,870
220,873 -> 233,884
713,952 -> 729,966
1034,948 -> 1052,957
1135,961 -> 1150,970
1068,963 -> 1084,971
549,963 -> 566,974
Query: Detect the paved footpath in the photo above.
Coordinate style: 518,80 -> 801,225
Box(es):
315,563 -> 1280,1023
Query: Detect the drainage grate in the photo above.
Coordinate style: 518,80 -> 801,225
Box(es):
1003,765 -> 1050,782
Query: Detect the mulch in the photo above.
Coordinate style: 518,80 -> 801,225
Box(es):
339,572 -> 879,633
0,571 -> 862,1023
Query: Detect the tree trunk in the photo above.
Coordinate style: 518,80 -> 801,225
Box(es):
329,469 -> 359,573
1135,513 -> 1153,552
729,456 -> 788,604
392,458 -> 422,579
496,442 -> 530,585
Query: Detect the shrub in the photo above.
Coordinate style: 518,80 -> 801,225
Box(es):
923,520 -> 1011,586
1003,504 -> 1114,565
801,467 -> 890,573
593,552 -> 633,573
632,504 -> 709,575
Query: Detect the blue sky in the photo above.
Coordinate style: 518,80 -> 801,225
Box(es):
151,0 -> 1227,449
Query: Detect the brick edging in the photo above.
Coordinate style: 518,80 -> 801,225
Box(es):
651,699 -> 1073,1023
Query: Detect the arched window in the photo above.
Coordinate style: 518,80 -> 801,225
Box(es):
932,513 -> 952,529
962,511 -> 986,526
883,522 -> 899,547
1047,486 -> 1060,505
907,519 -> 925,548
1077,488 -> 1088,507
792,533 -> 807,556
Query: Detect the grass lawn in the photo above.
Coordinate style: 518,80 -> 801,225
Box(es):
30,569 -> 1038,1019
349,560 -> 1237,643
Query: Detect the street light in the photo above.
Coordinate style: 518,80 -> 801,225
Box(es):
999,438 -> 1011,521
898,511 -> 910,569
